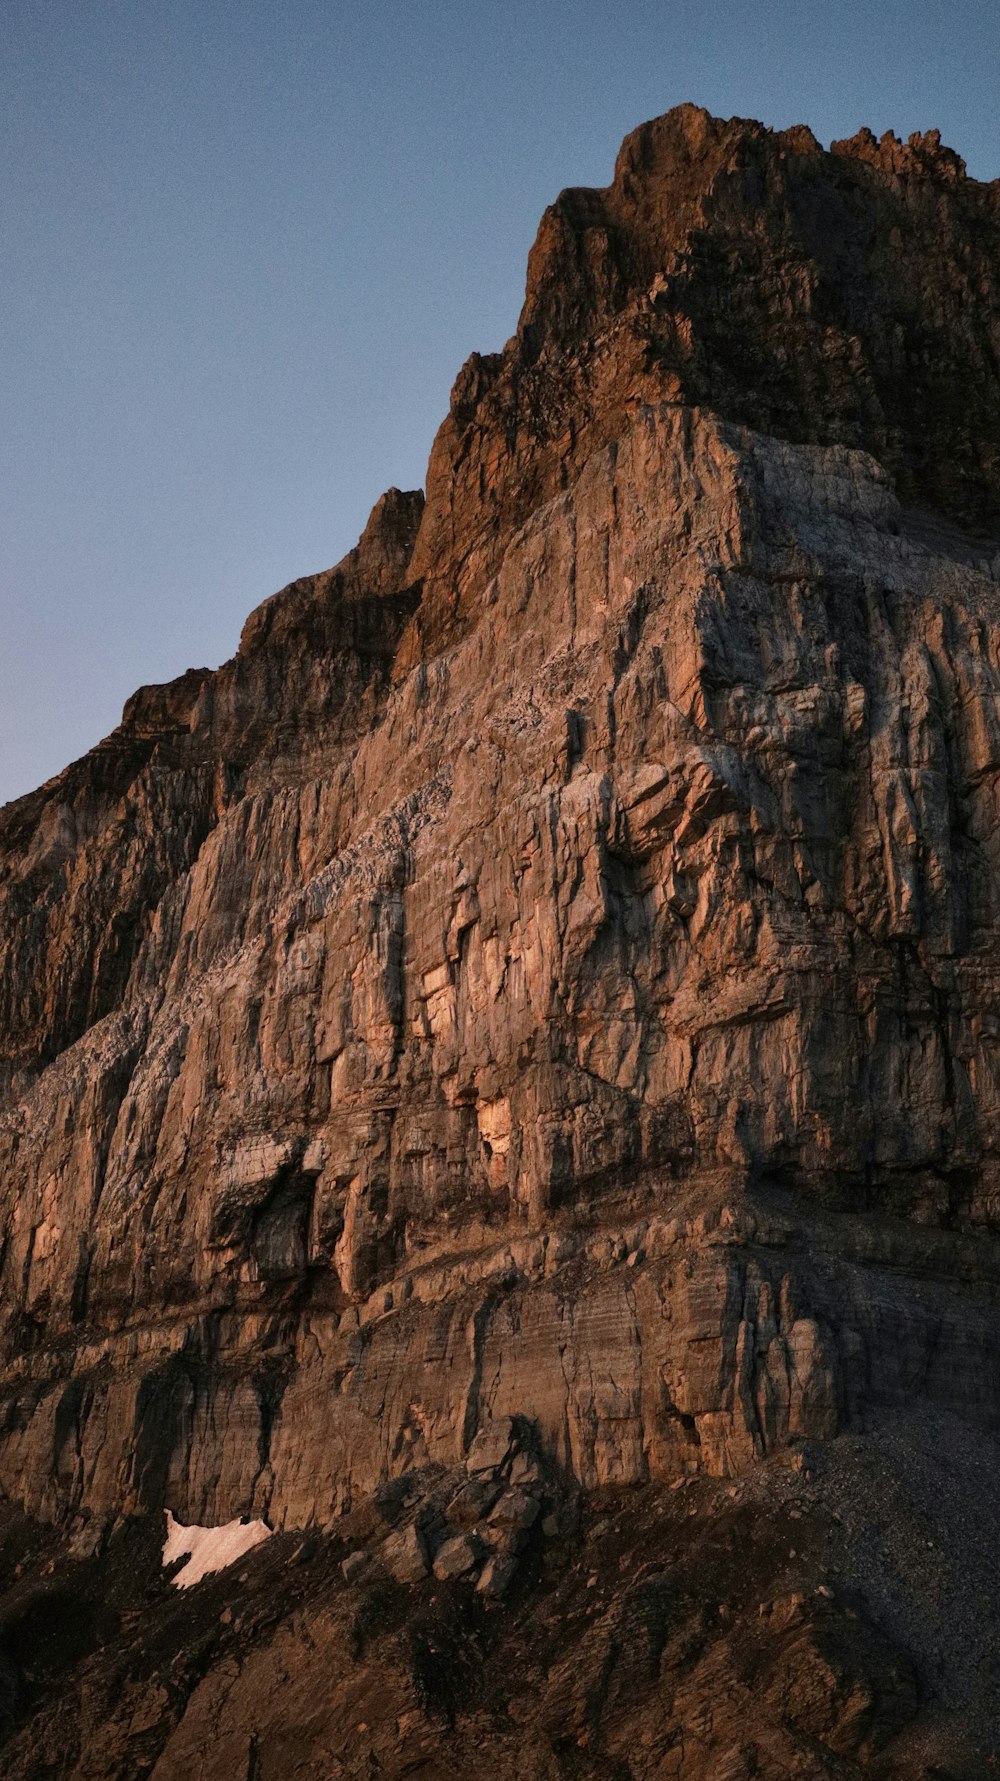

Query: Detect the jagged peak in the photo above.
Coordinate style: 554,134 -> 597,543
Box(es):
410,101 -> 1000,615
239,484 -> 424,657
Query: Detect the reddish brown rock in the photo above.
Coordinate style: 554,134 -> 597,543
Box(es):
1,106 -> 1000,1775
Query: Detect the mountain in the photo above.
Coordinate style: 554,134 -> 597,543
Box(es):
2,105 -> 1000,1778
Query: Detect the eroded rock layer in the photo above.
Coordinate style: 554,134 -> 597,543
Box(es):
2,106 -> 1000,1777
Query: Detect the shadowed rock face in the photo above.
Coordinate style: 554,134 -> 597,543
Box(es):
2,106 -> 1000,1776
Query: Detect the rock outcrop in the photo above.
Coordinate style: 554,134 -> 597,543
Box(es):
2,105 -> 1000,1776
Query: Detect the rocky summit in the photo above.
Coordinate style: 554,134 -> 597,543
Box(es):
2,104 -> 1000,1778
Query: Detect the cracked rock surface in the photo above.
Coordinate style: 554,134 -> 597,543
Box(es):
2,105 -> 1000,1775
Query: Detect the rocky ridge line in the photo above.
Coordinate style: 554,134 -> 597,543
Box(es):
1,107 -> 1000,1777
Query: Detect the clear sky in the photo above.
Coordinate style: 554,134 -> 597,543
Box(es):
4,0 -> 998,805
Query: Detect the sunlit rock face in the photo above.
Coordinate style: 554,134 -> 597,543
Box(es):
2,107 -> 1000,1778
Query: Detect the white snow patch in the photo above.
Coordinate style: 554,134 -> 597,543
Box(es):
163,1510 -> 272,1588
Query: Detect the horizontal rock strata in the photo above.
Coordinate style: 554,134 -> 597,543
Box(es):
2,104 -> 1000,1776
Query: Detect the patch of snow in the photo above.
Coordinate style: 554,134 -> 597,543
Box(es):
162,1509 -> 272,1588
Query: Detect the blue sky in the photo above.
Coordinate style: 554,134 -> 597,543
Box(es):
4,0 -> 998,804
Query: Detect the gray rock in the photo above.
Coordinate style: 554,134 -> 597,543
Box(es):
476,1553 -> 519,1599
431,1533 -> 481,1581
381,1523 -> 429,1584
508,1451 -> 543,1488
446,1477 -> 501,1527
488,1489 -> 541,1532
488,1528 -> 529,1560
465,1418 -> 518,1475
341,1549 -> 369,1584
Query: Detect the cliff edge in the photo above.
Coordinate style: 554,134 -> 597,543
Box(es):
2,107 -> 1000,1778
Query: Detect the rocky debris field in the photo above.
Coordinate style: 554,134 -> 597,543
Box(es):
1,1409 -> 998,1777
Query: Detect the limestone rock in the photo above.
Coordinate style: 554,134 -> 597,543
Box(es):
431,1532 -> 482,1581
487,1489 -> 541,1532
381,1522 -> 429,1585
1,104 -> 1000,1773
446,1477 -> 501,1527
476,1552 -> 520,1599
465,1418 -> 519,1476
340,1549 -> 368,1584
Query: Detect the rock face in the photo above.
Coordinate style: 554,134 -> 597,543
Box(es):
2,106 -> 1000,1775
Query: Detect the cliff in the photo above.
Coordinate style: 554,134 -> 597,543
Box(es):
2,106 -> 1000,1778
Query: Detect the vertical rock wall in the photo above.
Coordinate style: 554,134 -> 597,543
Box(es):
2,111 -> 1000,1537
